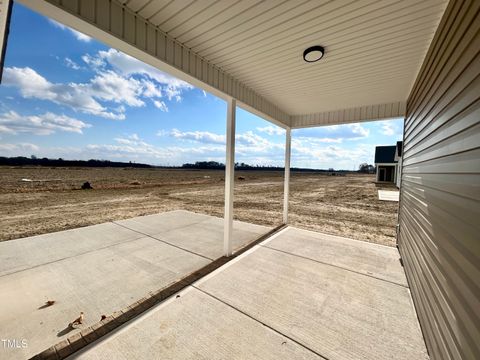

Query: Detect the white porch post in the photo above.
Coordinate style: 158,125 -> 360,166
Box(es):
283,128 -> 291,224
224,97 -> 236,257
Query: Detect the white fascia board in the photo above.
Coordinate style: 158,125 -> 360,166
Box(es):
19,0 -> 291,128
290,101 -> 406,128
0,0 -> 12,83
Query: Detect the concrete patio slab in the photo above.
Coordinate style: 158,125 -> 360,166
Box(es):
0,236 -> 209,360
113,210 -> 212,235
378,190 -> 400,201
262,227 -> 407,286
115,210 -> 269,260
72,287 -> 323,360
60,226 -> 427,360
0,222 -> 143,277
197,245 -> 427,360
156,218 -> 269,260
0,211 -> 270,360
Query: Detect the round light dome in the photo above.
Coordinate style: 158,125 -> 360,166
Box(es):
303,46 -> 325,62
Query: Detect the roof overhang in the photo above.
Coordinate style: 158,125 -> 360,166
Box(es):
0,0 -> 13,83
17,0 -> 448,129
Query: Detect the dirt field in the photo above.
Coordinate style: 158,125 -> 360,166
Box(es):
0,167 -> 399,246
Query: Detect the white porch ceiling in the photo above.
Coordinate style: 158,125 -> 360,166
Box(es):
120,0 -> 447,115
19,0 -> 448,127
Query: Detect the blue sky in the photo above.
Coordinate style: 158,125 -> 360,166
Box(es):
0,3 -> 403,170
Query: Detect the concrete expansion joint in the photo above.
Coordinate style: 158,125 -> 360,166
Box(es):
261,244 -> 409,289
191,286 -> 328,360
112,220 -> 215,261
0,235 -> 144,279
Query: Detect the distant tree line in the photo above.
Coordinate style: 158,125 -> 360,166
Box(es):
358,163 -> 376,173
181,161 -> 225,169
0,156 -> 152,168
181,161 -> 357,173
0,156 -> 375,173
181,161 -> 285,171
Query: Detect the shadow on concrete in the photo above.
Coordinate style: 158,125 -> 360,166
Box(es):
38,304 -> 53,310
57,326 -> 75,337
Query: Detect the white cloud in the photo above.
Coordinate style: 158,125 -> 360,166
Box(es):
0,111 -> 91,135
0,125 -> 11,134
291,139 -> 373,170
168,129 -> 225,144
72,31 -> 92,43
4,47 -> 195,122
0,127 -> 374,169
85,135 -> 225,164
0,143 -> 40,155
89,70 -> 145,107
0,137 -> 225,165
0,123 -> 378,168
378,120 -> 401,136
113,133 -> 144,146
161,128 -> 284,158
165,87 -> 182,102
3,67 -> 55,100
236,130 -> 270,147
65,57 -> 81,70
142,79 -> 162,98
97,49 -> 190,87
346,123 -> 369,138
87,137 -> 167,159
256,125 -> 285,136
154,126 -> 373,169
381,124 -> 395,136
82,53 -> 104,69
84,49 -> 193,101
153,100 -> 168,112
293,123 -> 369,143
236,132 -> 284,157
49,19 -> 92,42
3,67 -> 145,120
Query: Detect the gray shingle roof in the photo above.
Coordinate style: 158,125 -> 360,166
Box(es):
375,146 -> 397,163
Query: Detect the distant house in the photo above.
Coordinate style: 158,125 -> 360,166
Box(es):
374,141 -> 403,187
394,141 -> 403,188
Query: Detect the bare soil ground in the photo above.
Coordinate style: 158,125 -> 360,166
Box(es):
0,167 -> 398,246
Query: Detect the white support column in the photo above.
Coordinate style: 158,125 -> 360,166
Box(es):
283,128 -> 291,224
224,97 -> 236,257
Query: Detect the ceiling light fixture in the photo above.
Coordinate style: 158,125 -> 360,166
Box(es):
303,45 -> 325,63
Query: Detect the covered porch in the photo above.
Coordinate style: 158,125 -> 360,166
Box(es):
0,211 -> 427,360
65,225 -> 425,360
1,0 -> 477,359
12,0 -> 446,259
